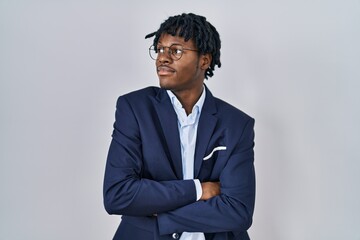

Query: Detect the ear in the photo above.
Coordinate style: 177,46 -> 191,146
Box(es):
200,54 -> 212,70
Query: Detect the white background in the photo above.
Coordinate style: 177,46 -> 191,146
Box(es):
1,0 -> 359,239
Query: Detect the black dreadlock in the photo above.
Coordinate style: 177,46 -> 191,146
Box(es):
145,13 -> 221,79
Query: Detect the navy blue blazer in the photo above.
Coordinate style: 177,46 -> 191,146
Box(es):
104,86 -> 255,240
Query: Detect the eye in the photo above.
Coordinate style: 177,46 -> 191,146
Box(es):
156,46 -> 165,53
173,48 -> 183,55
170,46 -> 183,56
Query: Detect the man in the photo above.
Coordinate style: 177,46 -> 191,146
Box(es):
103,13 -> 255,240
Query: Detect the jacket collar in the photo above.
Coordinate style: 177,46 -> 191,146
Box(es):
152,85 -> 218,179
154,85 -> 217,112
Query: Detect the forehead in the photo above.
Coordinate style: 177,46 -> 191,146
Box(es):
158,33 -> 196,48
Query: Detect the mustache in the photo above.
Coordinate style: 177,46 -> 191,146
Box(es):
157,65 -> 175,72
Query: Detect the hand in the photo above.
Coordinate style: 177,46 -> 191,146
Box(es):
200,182 -> 220,200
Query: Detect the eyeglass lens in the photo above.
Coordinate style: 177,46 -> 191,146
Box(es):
149,44 -> 184,60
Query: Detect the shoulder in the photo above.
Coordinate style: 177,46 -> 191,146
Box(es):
212,97 -> 255,142
119,86 -> 160,100
209,95 -> 255,135
204,86 -> 254,123
203,86 -> 253,122
116,86 -> 160,105
215,97 -> 253,121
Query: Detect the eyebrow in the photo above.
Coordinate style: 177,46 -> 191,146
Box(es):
158,40 -> 185,46
157,43 -> 182,47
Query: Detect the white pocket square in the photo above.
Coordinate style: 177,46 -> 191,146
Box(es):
203,146 -> 227,160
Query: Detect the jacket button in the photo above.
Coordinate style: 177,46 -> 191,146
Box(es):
172,233 -> 179,239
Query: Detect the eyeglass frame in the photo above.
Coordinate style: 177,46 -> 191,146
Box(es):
148,44 -> 199,61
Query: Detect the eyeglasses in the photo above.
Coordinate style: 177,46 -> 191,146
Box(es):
149,44 -> 198,61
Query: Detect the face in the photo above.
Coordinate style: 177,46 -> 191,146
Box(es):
155,33 -> 211,94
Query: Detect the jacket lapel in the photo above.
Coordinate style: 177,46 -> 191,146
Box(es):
194,87 -> 218,178
151,89 -> 183,180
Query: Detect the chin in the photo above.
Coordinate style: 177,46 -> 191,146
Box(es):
159,85 -> 173,91
159,79 -> 174,90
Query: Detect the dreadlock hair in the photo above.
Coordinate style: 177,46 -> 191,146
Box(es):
145,13 -> 221,79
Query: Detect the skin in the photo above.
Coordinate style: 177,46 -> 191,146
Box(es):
200,182 -> 220,201
155,33 -> 220,200
156,33 -> 211,115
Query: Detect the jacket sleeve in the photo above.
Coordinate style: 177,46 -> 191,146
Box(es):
103,96 -> 197,217
157,118 -> 255,234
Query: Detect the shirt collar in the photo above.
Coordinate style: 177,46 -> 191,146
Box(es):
166,86 -> 206,114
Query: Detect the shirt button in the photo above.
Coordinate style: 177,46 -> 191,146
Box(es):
172,233 -> 179,239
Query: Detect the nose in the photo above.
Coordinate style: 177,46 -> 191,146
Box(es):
157,48 -> 172,64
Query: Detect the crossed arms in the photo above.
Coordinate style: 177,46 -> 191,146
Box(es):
103,96 -> 255,234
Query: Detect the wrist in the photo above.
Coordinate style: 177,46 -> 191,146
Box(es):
193,179 -> 202,201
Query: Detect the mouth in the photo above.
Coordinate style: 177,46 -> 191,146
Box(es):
157,66 -> 175,76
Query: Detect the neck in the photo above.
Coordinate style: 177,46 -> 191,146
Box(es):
172,85 -> 204,115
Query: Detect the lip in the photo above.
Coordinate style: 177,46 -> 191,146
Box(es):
157,65 -> 176,75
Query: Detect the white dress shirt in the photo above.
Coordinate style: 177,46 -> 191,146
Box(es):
167,89 -> 206,240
